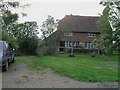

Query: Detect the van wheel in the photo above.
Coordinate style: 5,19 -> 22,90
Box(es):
3,61 -> 9,71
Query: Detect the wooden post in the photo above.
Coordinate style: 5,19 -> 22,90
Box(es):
71,41 -> 73,54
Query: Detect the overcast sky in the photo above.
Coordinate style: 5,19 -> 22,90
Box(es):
16,0 -> 104,27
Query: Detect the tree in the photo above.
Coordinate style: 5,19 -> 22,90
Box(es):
99,0 -> 120,52
0,0 -> 20,13
2,11 -> 18,37
18,36 -> 38,55
0,0 -> 20,35
0,0 -> 28,48
94,0 -> 120,54
1,0 -> 39,55
12,21 -> 39,39
97,6 -> 113,54
6,21 -> 39,55
40,15 -> 58,54
108,1 -> 120,51
0,0 -> 20,48
41,15 -> 58,39
17,21 -> 39,55
0,15 -> 3,39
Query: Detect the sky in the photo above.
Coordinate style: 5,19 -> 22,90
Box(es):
16,0 -> 104,26
13,0 -> 105,37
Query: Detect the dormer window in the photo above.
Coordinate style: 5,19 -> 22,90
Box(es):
87,33 -> 95,37
64,32 -> 73,36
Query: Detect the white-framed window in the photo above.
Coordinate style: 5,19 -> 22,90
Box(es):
64,41 -> 83,48
87,33 -> 95,37
85,42 -> 95,49
65,41 -> 67,48
64,32 -> 73,36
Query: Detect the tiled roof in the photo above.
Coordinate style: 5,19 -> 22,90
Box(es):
58,15 -> 100,33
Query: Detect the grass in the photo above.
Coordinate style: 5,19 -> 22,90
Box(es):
16,54 -> 118,82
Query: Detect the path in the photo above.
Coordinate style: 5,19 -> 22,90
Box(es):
2,63 -> 118,88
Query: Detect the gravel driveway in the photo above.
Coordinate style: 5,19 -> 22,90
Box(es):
2,63 -> 118,88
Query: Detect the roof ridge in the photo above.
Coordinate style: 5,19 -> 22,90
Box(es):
65,15 -> 99,18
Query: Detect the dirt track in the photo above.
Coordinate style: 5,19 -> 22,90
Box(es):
2,62 -> 118,88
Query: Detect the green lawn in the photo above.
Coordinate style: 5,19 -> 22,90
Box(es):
16,54 -> 118,82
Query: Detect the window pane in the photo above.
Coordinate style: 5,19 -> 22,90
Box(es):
0,43 -> 2,52
65,42 -> 67,47
64,32 -> 73,36
87,33 -> 95,37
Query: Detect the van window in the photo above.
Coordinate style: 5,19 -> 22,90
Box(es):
0,42 -> 2,52
8,44 -> 12,51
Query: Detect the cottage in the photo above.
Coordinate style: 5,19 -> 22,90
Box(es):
46,15 -> 101,53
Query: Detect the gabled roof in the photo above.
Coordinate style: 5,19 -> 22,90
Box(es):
58,15 -> 100,33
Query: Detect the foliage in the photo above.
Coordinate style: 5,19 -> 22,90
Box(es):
2,11 -> 18,38
108,1 -> 120,50
2,33 -> 18,48
96,6 -> 113,54
41,15 -> 58,39
92,36 -> 113,54
2,11 -> 18,26
2,15 -> 39,55
97,0 -> 120,52
1,0 -> 20,46
18,36 -> 38,55
40,15 -> 58,54
17,54 -> 118,82
1,4 -> 19,48
16,21 -> 39,55
91,51 -> 97,57
1,0 -> 39,55
13,21 -> 39,39
0,0 -> 20,13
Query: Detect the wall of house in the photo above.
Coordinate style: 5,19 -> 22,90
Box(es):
59,32 -> 100,51
61,32 -> 100,42
45,30 -> 100,53
73,32 -> 100,42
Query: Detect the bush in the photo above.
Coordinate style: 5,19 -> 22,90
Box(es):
68,54 -> 75,57
18,36 -> 38,55
15,50 -> 24,56
2,34 -> 18,49
36,45 -> 46,55
91,51 -> 97,57
64,48 -> 92,53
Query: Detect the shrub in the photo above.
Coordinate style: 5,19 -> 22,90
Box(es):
18,36 -> 38,55
68,54 -> 75,57
91,51 -> 97,57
